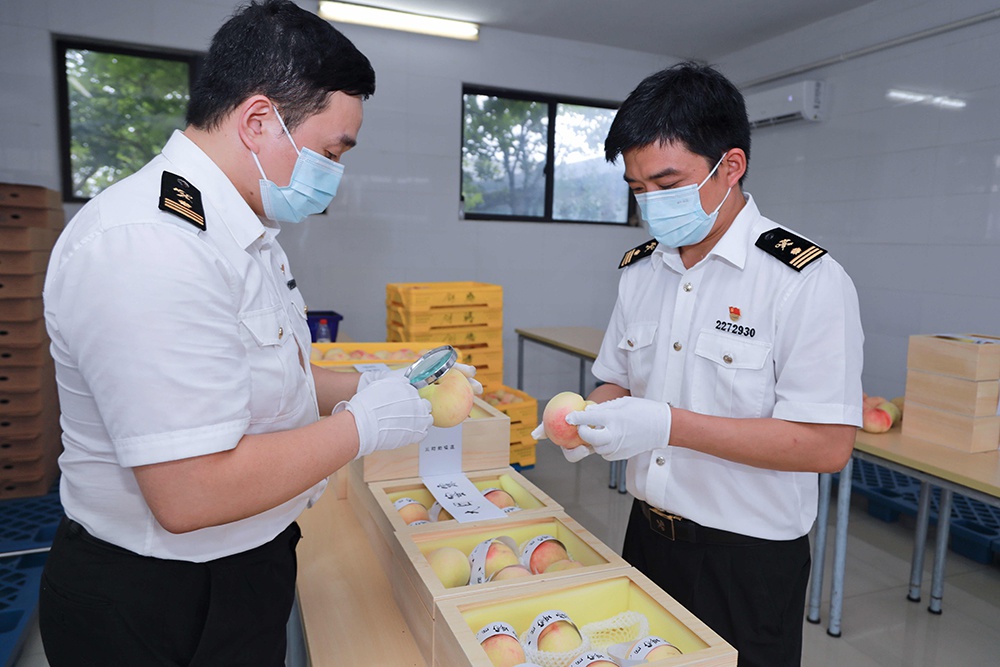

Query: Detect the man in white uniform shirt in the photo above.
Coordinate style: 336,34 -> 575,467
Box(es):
39,2 -> 439,664
538,63 -> 863,666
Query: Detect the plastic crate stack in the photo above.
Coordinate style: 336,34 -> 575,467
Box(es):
384,282 -> 537,469
0,183 -> 63,501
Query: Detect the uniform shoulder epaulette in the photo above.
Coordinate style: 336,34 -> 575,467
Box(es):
755,227 -> 825,272
158,171 -> 206,231
618,239 -> 658,269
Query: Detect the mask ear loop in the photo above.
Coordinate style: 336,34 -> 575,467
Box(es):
271,105 -> 301,155
699,151 -> 733,215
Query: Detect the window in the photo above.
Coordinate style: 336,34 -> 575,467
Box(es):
56,39 -> 199,201
461,85 -> 632,225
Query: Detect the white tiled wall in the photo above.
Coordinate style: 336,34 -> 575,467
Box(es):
717,0 -> 1000,398
0,0 -> 661,400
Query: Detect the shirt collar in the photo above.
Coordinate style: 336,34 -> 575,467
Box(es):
160,130 -> 268,249
652,192 -> 760,273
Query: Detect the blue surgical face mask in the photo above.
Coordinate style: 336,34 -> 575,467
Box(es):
633,153 -> 731,248
251,106 -> 345,224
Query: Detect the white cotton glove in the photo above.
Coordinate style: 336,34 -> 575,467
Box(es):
451,362 -> 484,395
334,377 -> 433,459
565,396 -> 671,461
356,366 -> 407,393
530,423 -> 595,463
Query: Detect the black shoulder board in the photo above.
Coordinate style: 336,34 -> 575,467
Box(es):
755,227 -> 826,272
158,171 -> 205,230
619,239 -> 658,269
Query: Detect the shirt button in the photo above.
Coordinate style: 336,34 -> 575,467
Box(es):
281,264 -> 286,274
723,354 -> 733,364
673,341 -> 682,351
627,339 -> 635,348
303,305 -> 308,315
278,326 -> 284,340
655,456 -> 666,466
683,283 -> 693,292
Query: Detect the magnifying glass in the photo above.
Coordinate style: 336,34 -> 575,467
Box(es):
404,345 -> 458,389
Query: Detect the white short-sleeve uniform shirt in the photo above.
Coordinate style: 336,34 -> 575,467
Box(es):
592,195 -> 864,541
43,130 -> 324,562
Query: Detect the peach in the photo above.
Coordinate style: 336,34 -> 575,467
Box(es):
489,564 -> 532,581
863,394 -> 887,409
429,502 -> 454,522
419,368 -> 475,428
478,624 -> 526,667
484,540 -> 520,580
542,559 -> 583,573
483,488 -> 517,509
537,620 -> 582,653
645,644 -> 683,660
862,407 -> 893,434
426,546 -> 471,589
879,399 -> 901,425
541,391 -> 588,448
522,537 -> 569,574
394,498 -> 429,525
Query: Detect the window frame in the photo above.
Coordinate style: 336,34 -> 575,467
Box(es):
55,37 -> 202,203
461,84 -> 635,226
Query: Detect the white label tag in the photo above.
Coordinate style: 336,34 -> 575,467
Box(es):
419,425 -> 463,477
569,652 -> 617,667
522,609 -> 576,651
422,473 -> 506,525
353,362 -> 390,372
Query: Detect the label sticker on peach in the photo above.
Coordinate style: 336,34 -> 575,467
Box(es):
418,424 -> 462,477
568,652 -> 616,667
519,535 -> 568,573
522,609 -> 576,651
468,536 -> 519,584
476,621 -> 518,644
423,474 -> 506,525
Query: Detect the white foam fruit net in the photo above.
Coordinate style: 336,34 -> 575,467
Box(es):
520,634 -> 593,667
579,611 -> 650,651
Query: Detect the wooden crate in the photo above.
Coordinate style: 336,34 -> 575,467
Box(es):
0,252 -> 50,274
0,360 -> 54,392
0,228 -> 59,252
0,207 -> 64,228
386,282 -> 503,311
390,512 -> 630,666
481,385 -> 537,426
905,369 -> 1000,418
0,273 -> 46,299
907,334 -> 1000,381
0,343 -> 50,368
388,323 -> 504,349
387,303 -> 503,333
1,299 -> 43,322
0,319 -> 47,346
901,401 -> 1000,453
434,568 -> 736,667
0,183 -> 62,210
349,465 -> 562,548
359,397 -> 510,482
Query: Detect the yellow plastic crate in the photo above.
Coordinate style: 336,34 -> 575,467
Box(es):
310,342 -> 447,368
386,281 -> 503,311
387,324 -> 504,349
510,421 -> 538,444
455,346 -> 504,371
473,369 -> 503,392
386,303 -> 503,333
510,441 -> 536,468
481,385 -> 538,425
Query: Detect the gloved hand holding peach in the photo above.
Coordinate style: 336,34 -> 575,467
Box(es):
531,392 -> 597,448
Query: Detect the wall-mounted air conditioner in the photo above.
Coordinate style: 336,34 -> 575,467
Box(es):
745,80 -> 825,128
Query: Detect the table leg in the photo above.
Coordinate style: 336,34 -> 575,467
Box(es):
928,488 -> 953,615
609,460 -> 619,489
907,481 -> 932,602
517,335 -> 525,390
828,456 -> 853,638
807,472 -> 832,624
617,460 -> 627,493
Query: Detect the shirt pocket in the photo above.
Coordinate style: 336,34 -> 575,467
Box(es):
617,321 -> 658,397
691,329 -> 773,417
239,304 -> 293,423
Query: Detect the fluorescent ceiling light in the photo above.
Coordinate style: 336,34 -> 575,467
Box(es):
887,88 -> 966,110
318,1 -> 479,41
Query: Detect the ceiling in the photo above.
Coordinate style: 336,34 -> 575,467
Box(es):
346,0 -> 878,62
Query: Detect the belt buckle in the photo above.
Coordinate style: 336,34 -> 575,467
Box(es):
649,506 -> 681,541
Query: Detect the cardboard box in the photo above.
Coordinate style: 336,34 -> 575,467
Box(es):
0,421 -> 61,464
0,252 -> 50,274
0,183 -> 62,210
360,397 -> 510,482
434,568 -> 737,667
907,334 -> 1000,381
0,228 -> 59,252
386,282 -> 503,311
0,206 -> 65,228
2,299 -> 43,322
0,360 -> 54,392
0,319 -> 47,346
0,344 -> 50,368
905,369 -> 1000,418
901,401 -> 1000,453
391,512 -> 630,665
0,272 -> 45,299
0,401 -> 58,439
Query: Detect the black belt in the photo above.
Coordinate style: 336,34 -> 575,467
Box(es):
638,500 -> 768,546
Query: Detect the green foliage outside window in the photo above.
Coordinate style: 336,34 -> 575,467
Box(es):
62,44 -> 192,199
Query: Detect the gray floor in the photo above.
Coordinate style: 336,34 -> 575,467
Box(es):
15,444 -> 1000,666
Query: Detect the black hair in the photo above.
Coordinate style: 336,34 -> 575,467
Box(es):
186,0 -> 375,131
605,62 -> 750,184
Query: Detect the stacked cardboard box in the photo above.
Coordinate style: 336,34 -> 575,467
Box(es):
903,334 -> 1000,452
0,183 -> 63,499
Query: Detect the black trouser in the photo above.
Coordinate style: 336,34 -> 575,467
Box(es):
39,518 -> 301,667
622,499 -> 810,667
